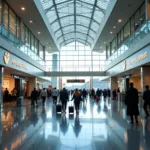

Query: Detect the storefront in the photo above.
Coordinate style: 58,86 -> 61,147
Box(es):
0,47 -> 45,107
106,44 -> 150,93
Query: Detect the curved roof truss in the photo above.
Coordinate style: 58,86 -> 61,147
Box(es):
40,0 -> 110,48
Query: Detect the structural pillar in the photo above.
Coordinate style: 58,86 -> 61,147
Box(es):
0,67 -> 4,108
141,66 -> 150,93
27,77 -> 37,97
90,77 -> 93,89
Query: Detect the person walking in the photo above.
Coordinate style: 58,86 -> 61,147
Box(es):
11,88 -> 17,101
143,85 -> 150,119
71,88 -> 82,114
112,89 -> 117,100
30,88 -> 38,107
125,82 -> 139,124
60,88 -> 69,113
96,88 -> 101,99
40,88 -> 47,106
82,89 -> 87,101
52,88 -> 59,104
103,89 -> 107,102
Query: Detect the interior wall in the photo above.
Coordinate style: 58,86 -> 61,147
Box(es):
130,76 -> 141,92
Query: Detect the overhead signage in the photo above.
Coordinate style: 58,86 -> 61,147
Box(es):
11,74 -> 26,80
3,52 -> 28,70
67,79 -> 85,83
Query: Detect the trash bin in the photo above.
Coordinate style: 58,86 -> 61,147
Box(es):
17,96 -> 24,107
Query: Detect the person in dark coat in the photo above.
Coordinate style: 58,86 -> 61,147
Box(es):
125,82 -> 139,124
107,89 -> 111,98
96,88 -> 101,98
71,88 -> 82,114
60,88 -> 69,113
82,89 -> 87,101
143,85 -> 150,119
103,89 -> 107,102
112,89 -> 117,100
91,89 -> 95,98
30,88 -> 39,107
4,88 -> 9,102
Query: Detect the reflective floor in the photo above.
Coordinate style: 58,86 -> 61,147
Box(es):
0,96 -> 150,150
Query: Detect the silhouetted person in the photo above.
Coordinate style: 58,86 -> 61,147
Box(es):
11,88 -> 17,101
40,88 -> 47,106
60,88 -> 69,113
96,88 -> 101,98
4,88 -> 9,101
107,89 -> 111,98
72,116 -> 82,138
143,85 -> 150,119
125,82 -> 139,124
71,88 -> 82,114
112,89 -> 117,100
103,89 -> 107,102
82,89 -> 87,101
91,88 -> 95,98
30,88 -> 38,107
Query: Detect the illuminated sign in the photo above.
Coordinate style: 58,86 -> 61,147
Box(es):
3,52 -> 28,70
3,52 -> 10,64
128,51 -> 148,66
67,79 -> 85,83
122,60 -> 126,71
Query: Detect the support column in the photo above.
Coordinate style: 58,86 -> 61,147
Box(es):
27,77 -> 37,97
90,77 -> 93,89
0,67 -> 4,108
141,66 -> 150,92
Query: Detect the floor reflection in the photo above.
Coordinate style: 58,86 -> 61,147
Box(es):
1,97 -> 150,150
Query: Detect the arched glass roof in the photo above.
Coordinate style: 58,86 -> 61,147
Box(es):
40,0 -> 110,48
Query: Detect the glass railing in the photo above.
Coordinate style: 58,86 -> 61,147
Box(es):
0,25 -> 45,67
106,19 -> 150,65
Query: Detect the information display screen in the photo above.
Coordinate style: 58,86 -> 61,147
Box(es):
67,79 -> 85,83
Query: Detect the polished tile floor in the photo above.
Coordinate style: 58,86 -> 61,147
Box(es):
1,96 -> 150,150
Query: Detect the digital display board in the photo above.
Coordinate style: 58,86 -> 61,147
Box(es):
67,79 -> 85,83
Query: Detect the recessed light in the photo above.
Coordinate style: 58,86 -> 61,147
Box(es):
118,19 -> 122,23
110,32 -> 113,34
113,26 -> 116,28
38,32 -> 41,34
21,7 -> 25,11
29,20 -> 33,23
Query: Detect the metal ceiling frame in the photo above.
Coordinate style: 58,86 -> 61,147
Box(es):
60,38 -> 91,47
41,0 -> 109,47
85,0 -> 97,44
57,31 -> 94,42
52,0 -> 66,45
44,0 -> 105,14
50,14 -> 100,26
54,24 -> 96,35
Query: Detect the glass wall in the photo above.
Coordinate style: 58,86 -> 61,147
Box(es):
0,0 -> 45,66
46,42 -> 106,72
107,2 -> 146,64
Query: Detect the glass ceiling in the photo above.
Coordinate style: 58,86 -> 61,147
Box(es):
40,0 -> 110,48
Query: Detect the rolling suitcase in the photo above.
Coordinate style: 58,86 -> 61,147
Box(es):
56,102 -> 62,113
69,101 -> 74,114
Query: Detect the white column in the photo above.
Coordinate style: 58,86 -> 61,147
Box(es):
0,67 -> 4,108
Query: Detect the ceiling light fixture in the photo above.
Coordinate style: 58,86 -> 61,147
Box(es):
38,32 -> 41,34
113,26 -> 116,28
118,19 -> 122,23
21,7 -> 25,11
110,32 -> 113,34
29,20 -> 33,23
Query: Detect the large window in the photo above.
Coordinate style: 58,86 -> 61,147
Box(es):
3,3 -> 8,29
46,42 -> 106,72
9,9 -> 16,35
